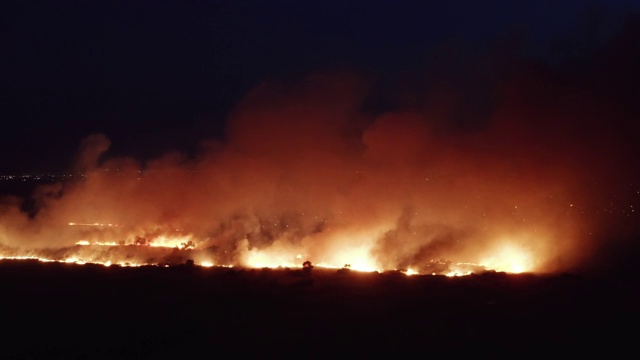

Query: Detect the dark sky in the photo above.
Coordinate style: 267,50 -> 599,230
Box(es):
1,0 -> 640,173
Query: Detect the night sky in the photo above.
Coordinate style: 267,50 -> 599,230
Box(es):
1,0 -> 640,278
2,0 -> 638,173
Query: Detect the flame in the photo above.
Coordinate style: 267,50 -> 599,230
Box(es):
76,241 -> 119,247
316,243 -> 380,272
405,268 -> 419,275
148,234 -> 195,249
479,243 -> 534,274
243,248 -> 301,269
74,235 -> 195,250
0,249 -> 532,275
2,221 -> 542,275
2,229 -> 541,276
69,222 -> 121,227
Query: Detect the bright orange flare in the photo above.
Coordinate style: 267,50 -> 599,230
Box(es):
480,244 -> 534,274
2,224 -> 542,275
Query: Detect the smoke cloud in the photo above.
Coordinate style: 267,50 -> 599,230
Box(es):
1,20 -> 639,277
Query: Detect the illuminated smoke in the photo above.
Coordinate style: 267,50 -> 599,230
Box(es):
1,25 -> 639,275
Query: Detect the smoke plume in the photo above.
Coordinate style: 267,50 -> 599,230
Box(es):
1,19 -> 639,277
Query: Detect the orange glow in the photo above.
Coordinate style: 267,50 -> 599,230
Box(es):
479,243 -> 535,274
2,72 -> 637,278
1,227 -> 543,275
404,268 -> 419,275
0,243 -> 535,275
316,244 -> 381,272
74,235 -> 195,250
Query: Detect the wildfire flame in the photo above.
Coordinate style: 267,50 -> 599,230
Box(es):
0,223 -> 538,275
1,68 -> 638,278
480,244 -> 534,274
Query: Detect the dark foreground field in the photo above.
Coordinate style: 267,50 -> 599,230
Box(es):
1,259 -> 638,359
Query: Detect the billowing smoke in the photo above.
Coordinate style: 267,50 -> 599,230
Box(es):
1,20 -> 639,276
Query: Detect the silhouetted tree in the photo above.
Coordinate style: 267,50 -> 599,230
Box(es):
337,264 -> 351,275
302,260 -> 313,274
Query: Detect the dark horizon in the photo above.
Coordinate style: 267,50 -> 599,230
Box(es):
0,257 -> 636,358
